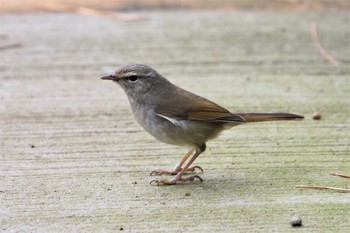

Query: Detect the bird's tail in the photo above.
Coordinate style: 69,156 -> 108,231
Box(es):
235,113 -> 304,123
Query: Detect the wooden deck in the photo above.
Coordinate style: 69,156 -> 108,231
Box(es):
1,10 -> 349,232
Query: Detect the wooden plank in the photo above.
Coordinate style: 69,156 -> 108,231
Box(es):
1,10 -> 349,232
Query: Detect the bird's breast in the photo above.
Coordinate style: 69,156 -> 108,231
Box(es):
129,102 -> 225,147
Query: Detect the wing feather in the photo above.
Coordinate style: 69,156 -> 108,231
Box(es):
155,88 -> 244,123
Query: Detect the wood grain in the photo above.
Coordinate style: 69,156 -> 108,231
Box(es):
1,10 -> 349,232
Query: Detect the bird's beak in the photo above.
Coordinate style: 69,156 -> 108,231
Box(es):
100,74 -> 118,81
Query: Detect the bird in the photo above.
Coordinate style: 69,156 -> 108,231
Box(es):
101,64 -> 303,185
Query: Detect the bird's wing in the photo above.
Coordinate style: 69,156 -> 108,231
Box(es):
155,89 -> 244,123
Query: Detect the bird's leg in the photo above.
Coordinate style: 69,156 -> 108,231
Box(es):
150,144 -> 206,185
150,148 -> 203,176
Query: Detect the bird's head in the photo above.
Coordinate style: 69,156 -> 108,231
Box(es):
101,64 -> 168,99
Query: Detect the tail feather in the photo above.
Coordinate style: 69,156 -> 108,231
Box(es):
235,113 -> 304,123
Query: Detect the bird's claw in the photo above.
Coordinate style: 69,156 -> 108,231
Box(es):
150,175 -> 203,186
150,166 -> 204,176
150,169 -> 177,176
186,165 -> 204,173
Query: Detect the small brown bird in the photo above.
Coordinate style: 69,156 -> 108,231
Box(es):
101,64 -> 303,185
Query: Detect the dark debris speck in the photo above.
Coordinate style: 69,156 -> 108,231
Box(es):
291,214 -> 302,227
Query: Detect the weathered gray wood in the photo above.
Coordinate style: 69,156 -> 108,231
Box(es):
0,11 -> 349,232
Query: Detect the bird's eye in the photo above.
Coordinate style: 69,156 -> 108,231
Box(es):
128,75 -> 138,82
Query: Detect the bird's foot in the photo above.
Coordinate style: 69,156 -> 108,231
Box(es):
150,175 -> 203,186
150,166 -> 203,176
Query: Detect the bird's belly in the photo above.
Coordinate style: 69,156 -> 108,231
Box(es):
132,107 -> 224,147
